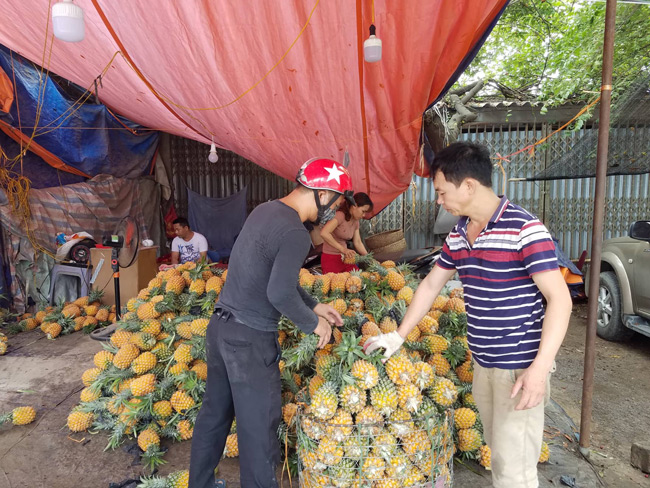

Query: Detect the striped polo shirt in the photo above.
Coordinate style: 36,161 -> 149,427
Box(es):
436,196 -> 558,369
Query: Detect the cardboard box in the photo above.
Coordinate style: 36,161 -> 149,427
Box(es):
90,247 -> 158,308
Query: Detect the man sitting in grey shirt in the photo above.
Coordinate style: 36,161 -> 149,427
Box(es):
189,157 -> 356,488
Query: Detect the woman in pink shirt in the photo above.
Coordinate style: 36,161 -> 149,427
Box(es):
320,193 -> 373,273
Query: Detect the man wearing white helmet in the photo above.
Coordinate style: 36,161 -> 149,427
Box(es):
189,158 -> 356,488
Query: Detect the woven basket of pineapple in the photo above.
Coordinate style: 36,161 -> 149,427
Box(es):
295,405 -> 454,487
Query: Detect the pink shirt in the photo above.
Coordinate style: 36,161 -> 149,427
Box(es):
322,211 -> 359,255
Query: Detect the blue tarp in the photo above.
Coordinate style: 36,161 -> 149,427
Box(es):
187,187 -> 247,260
0,45 -> 159,186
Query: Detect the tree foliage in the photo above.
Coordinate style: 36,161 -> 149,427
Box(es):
461,0 -> 650,104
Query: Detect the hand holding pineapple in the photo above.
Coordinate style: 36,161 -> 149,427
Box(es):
313,303 -> 344,327
313,316 -> 333,348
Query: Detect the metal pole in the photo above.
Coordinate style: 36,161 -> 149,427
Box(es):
579,0 -> 617,456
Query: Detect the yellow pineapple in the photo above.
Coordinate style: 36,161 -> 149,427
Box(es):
46,323 -> 62,339
81,367 -> 102,387
113,343 -> 140,369
361,455 -> 385,480
170,390 -> 195,413
138,428 -> 160,452
141,319 -> 162,336
129,332 -> 157,351
165,275 -> 186,295
427,353 -> 451,376
379,316 -> 397,334
417,315 -> 438,334
380,260 -> 396,269
456,360 -> 474,383
153,400 -> 173,420
413,362 -> 435,389
350,359 -> 379,389
95,308 -> 110,322
299,272 -> 316,291
174,343 -> 194,364
396,286 -> 414,304
310,383 -> 338,420
80,387 -> 101,403
178,419 -> 194,440
110,329 -> 133,348
93,350 -> 114,370
479,444 -> 492,469
406,326 -> 421,342
431,295 -> 449,311
61,304 -> 81,319
176,321 -> 193,339
345,274 -> 363,294
454,407 -> 477,429
169,363 -> 189,376
132,351 -> 158,374
443,297 -> 465,314
386,270 -> 405,291
325,409 -> 354,442
385,355 -> 415,385
136,301 -> 161,320
370,377 -> 399,416
224,433 -> 239,457
397,383 -> 422,413
430,377 -> 458,407
329,298 -> 347,315
130,374 -> 157,396
0,406 -> 36,426
190,318 -> 209,337
539,441 -> 550,463
67,410 -> 94,432
314,274 -> 331,295
355,406 -> 384,436
191,361 -> 208,380
316,436 -> 344,466
457,428 -> 482,452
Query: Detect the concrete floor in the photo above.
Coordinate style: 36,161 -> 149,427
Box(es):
0,329 -> 603,488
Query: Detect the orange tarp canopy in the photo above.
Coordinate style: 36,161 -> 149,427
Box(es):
0,0 -> 507,211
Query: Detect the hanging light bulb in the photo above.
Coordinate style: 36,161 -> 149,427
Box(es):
363,24 -> 382,63
52,0 -> 85,43
208,138 -> 219,163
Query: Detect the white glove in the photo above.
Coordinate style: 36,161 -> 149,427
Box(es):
363,331 -> 404,360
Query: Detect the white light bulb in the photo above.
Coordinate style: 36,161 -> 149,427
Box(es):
364,24 -> 382,63
52,0 -> 85,43
208,141 -> 219,163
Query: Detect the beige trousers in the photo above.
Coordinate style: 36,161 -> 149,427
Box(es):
472,362 -> 554,488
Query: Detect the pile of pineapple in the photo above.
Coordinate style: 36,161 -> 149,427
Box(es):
274,260 -> 481,486
64,255 -> 548,484
66,261 -> 222,471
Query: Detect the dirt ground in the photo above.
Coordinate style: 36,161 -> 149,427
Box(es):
552,302 -> 650,487
1,302 -> 649,487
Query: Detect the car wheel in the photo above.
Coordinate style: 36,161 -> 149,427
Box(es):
596,271 -> 634,341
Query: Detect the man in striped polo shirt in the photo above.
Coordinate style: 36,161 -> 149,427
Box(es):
366,142 -> 572,487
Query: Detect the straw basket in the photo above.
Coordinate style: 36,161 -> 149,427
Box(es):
365,229 -> 404,251
296,407 -> 454,487
371,238 -> 408,256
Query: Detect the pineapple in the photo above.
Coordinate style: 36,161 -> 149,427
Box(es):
379,316 -> 397,334
329,298 -> 347,315
443,297 -> 466,314
463,392 -> 477,409
61,304 -> 81,319
95,308 -> 110,322
189,278 -> 205,296
46,323 -> 62,339
432,295 -> 448,311
132,352 -> 158,374
165,275 -> 186,295
191,361 -> 208,380
141,319 -> 162,336
130,332 -> 157,351
300,414 -> 326,440
176,322 -> 193,339
385,355 -> 415,386
350,359 -> 379,389
325,409 -> 353,442
177,419 -> 194,440
402,430 -> 432,463
314,275 -> 331,295
370,377 -> 399,416
361,456 -> 385,480
339,384 -> 366,414
93,350 -> 115,370
153,400 -> 173,420
308,375 -> 326,399
345,274 -> 363,294
457,428 -> 482,452
417,315 -> 438,334
282,403 -> 298,425
173,343 -> 194,364
130,374 -> 157,396
67,410 -> 94,432
110,329 -> 133,348
539,441 -> 550,463
355,406 -> 384,436
81,367 -> 102,387
0,406 -> 36,426
413,362 -> 435,389
330,273 -> 348,294
420,334 -> 449,355
299,272 -> 316,292
137,301 -> 161,320
316,436 -> 344,466
113,343 -> 140,369
479,444 -> 492,469
80,387 -> 101,403
427,353 -> 451,376
224,433 -> 239,457
169,363 -> 189,376
170,390 -> 195,413
386,270 -> 405,291
396,286 -> 414,304
456,360 -> 474,383
388,409 -> 414,439
190,318 -> 209,337
310,383 -> 338,420
373,431 -> 398,459
138,428 -> 160,452
397,383 -> 422,413
454,407 -> 477,429
380,260 -> 396,269
429,377 -> 458,407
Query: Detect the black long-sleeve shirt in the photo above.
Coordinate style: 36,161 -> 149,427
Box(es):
216,200 -> 319,334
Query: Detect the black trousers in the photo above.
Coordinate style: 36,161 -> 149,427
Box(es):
189,312 -> 282,488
